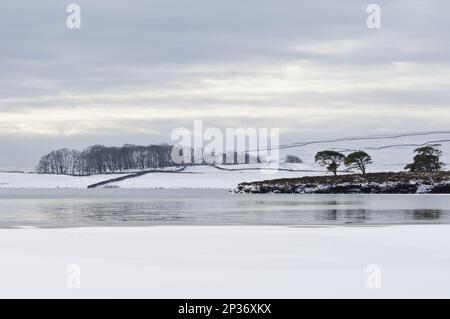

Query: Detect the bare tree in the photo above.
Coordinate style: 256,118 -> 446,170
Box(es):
36,144 -> 177,175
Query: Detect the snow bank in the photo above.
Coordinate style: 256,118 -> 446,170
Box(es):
1,225 -> 449,298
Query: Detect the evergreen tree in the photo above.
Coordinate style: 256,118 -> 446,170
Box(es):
315,150 -> 345,176
344,151 -> 372,174
405,145 -> 443,172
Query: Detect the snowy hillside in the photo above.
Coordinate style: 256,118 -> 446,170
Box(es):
278,132 -> 450,173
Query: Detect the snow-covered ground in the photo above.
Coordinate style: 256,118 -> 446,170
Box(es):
0,164 -> 320,189
109,165 -> 319,189
0,225 -> 449,298
0,173 -> 127,188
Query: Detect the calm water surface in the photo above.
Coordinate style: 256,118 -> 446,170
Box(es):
0,189 -> 449,228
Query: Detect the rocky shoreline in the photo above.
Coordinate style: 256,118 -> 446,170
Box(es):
235,172 -> 450,194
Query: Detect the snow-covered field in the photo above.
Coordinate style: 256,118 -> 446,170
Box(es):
0,225 -> 449,298
110,165 -> 319,189
0,164 -> 320,189
0,172 -> 127,189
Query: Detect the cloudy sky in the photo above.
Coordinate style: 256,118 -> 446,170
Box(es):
1,0 -> 449,168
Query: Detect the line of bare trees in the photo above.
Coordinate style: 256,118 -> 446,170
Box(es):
36,144 -> 175,175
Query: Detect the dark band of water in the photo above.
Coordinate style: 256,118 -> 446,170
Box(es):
1,189 -> 450,228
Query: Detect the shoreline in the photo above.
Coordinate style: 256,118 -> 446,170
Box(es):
0,222 -> 439,230
236,171 -> 450,194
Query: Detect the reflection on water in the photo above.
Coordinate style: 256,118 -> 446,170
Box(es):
0,189 -> 449,228
412,210 -> 441,220
317,209 -> 368,224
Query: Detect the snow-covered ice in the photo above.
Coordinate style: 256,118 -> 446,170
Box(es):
1,225 -> 449,298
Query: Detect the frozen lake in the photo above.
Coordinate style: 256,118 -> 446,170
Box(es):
0,189 -> 450,228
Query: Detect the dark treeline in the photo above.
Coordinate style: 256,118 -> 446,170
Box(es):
36,144 -> 175,175
36,144 -> 263,175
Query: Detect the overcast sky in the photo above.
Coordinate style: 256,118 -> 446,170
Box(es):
1,0 -> 449,168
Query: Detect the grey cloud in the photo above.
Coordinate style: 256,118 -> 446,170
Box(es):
1,0 -> 450,167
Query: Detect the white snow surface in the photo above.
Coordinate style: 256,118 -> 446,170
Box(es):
0,173 -> 127,188
0,164 -> 320,189
110,164 -> 319,189
0,225 -> 449,298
